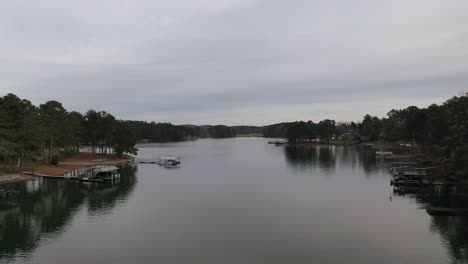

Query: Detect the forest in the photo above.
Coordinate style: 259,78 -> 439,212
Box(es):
0,94 -> 138,168
281,95 -> 468,173
0,93 -> 236,169
1,93 -> 467,174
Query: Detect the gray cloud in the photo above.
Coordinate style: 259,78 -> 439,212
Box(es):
1,0 -> 467,125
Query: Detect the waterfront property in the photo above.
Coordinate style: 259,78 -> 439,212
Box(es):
78,166 -> 120,182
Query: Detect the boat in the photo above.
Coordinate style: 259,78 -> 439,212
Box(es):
426,207 -> 468,216
158,157 -> 181,166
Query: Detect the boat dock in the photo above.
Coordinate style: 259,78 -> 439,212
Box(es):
78,166 -> 120,183
376,151 -> 394,159
134,159 -> 159,164
134,157 -> 181,167
22,165 -> 120,183
426,207 -> 468,216
389,162 -> 439,188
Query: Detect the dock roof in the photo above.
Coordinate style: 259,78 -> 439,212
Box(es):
93,166 -> 119,173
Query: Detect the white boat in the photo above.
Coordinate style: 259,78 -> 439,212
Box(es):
158,157 -> 181,166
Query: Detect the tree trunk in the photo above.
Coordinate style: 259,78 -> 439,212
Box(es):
92,131 -> 96,153
48,135 -> 53,163
43,146 -> 47,164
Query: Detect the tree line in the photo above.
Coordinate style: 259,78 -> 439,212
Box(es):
284,120 -> 337,143
277,95 -> 468,173
0,93 -> 238,168
125,122 -> 236,142
2,92 -> 466,173
356,96 -> 468,171
0,93 -> 138,167
262,121 -> 356,142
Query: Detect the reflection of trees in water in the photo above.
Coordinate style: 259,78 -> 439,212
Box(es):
284,146 -> 318,167
0,165 -> 137,261
284,146 -> 336,172
285,144 -> 468,263
0,180 -> 85,261
430,216 -> 468,263
284,146 -> 380,175
85,165 -> 137,216
318,146 -> 334,172
395,187 -> 468,264
356,149 -> 383,176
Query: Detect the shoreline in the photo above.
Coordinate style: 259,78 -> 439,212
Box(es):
0,174 -> 38,185
1,153 -> 134,185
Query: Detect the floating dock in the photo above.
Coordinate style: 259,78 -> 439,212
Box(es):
426,207 -> 468,216
22,165 -> 120,184
376,151 -> 394,159
78,166 -> 120,183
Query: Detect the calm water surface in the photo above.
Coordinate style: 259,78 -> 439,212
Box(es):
1,138 -> 467,263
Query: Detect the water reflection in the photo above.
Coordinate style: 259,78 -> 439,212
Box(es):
1,140 -> 467,263
85,165 -> 137,215
285,145 -> 468,264
394,186 -> 468,264
283,145 -> 383,175
0,165 -> 137,261
431,216 -> 468,263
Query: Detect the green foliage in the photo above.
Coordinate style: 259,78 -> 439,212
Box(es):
285,120 -> 336,143
124,121 -> 237,141
1,92 -> 467,174
358,115 -> 382,141
286,121 -> 318,143
50,154 -> 59,165
112,121 -> 138,157
357,95 -> 468,173
125,121 -> 199,142
40,100 -> 68,163
318,119 -> 336,143
0,94 -> 44,166
207,125 -> 236,138
262,123 -> 290,138
0,94 -> 139,166
59,148 -> 79,159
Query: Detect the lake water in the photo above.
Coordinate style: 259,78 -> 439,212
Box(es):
1,138 -> 467,264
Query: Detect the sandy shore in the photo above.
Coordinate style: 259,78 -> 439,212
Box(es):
18,152 -> 134,179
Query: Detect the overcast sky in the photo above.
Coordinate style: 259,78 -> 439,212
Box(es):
1,0 -> 467,125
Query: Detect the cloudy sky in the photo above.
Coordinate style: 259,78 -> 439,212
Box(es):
1,0 -> 467,125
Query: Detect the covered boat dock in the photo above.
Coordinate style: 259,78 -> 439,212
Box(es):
79,166 -> 120,182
